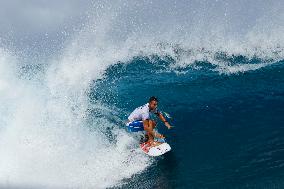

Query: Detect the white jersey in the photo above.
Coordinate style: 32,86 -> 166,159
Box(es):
128,103 -> 159,122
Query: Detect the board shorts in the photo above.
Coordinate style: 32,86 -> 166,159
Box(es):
126,120 -> 144,132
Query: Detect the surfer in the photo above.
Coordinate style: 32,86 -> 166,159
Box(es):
126,96 -> 173,146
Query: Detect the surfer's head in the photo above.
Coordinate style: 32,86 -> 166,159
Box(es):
148,96 -> 158,110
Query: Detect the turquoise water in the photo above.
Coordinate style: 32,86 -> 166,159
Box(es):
1,1 -> 284,188
91,57 -> 284,188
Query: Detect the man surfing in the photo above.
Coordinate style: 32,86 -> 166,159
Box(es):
126,96 -> 173,146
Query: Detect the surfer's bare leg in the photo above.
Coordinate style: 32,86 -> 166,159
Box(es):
143,120 -> 154,142
143,120 -> 163,146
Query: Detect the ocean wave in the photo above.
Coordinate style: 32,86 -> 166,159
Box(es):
0,45 -> 150,188
1,1 -> 284,188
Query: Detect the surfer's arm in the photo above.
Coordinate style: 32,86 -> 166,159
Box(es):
157,112 -> 167,122
157,112 -> 172,129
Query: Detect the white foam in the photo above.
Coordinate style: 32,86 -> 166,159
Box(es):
0,42 -> 150,188
1,1 -> 284,188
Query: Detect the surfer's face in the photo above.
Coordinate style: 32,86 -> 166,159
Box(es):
149,100 -> 158,110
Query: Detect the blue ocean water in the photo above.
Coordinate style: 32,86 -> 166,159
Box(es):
1,1 -> 284,188
91,56 -> 284,189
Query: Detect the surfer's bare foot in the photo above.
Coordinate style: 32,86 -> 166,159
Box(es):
156,133 -> 165,139
149,140 -> 162,147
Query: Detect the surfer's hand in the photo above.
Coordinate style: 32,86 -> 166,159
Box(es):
165,122 -> 172,129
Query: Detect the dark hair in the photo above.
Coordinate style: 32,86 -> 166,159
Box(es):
149,96 -> 158,102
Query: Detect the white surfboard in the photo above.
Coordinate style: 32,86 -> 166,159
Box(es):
140,139 -> 171,156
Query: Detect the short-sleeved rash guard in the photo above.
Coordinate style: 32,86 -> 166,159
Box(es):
128,103 -> 159,122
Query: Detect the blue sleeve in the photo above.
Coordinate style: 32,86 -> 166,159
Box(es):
153,108 -> 160,115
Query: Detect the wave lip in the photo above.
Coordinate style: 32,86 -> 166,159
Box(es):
0,45 -> 151,188
1,1 -> 284,188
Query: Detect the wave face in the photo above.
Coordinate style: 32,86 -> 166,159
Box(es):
93,56 -> 284,188
0,0 -> 284,188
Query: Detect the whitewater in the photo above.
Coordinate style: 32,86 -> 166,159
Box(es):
0,1 -> 284,188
